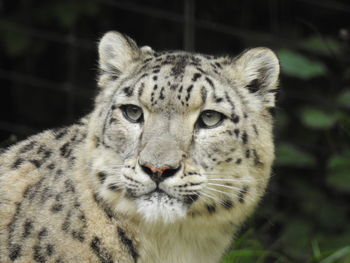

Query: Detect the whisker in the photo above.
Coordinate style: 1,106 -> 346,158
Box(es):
201,190 -> 231,207
200,191 -> 220,203
206,178 -> 261,183
206,183 -> 242,191
206,186 -> 255,203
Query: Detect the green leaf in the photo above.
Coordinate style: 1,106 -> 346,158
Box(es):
277,49 -> 327,79
275,143 -> 316,167
319,246 -> 350,263
300,108 -> 337,129
221,249 -> 267,263
327,155 -> 350,192
300,36 -> 343,56
337,90 -> 350,108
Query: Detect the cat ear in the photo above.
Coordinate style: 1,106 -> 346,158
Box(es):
97,31 -> 143,88
233,48 -> 280,110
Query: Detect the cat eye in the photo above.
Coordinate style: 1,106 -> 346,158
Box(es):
198,110 -> 225,128
121,105 -> 143,123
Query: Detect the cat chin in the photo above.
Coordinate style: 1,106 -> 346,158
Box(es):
135,192 -> 187,224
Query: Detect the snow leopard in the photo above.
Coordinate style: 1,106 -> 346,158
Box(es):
0,31 -> 280,263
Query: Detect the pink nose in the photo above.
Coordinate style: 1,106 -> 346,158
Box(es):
140,163 -> 180,183
143,163 -> 172,176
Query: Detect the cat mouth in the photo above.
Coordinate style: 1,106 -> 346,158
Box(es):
143,187 -> 198,206
144,187 -> 175,201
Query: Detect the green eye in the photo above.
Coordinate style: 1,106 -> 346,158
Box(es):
121,105 -> 143,123
198,110 -> 225,128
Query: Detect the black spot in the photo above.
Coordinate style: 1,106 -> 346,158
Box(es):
234,129 -> 240,137
231,114 -> 240,123
61,221 -> 69,232
252,149 -> 263,166
159,87 -> 165,100
205,77 -> 214,88
55,129 -> 68,140
117,227 -> 139,262
51,203 -> 63,213
60,142 -> 71,158
47,163 -> 55,170
40,186 -> 53,203
236,158 -> 242,165
22,219 -> 33,238
64,179 -> 75,193
139,73 -> 148,79
238,186 -> 249,203
36,145 -> 45,154
185,85 -> 194,102
61,211 -> 72,232
90,237 -> 114,263
97,172 -> 107,184
38,227 -> 48,239
242,132 -> 248,144
138,82 -> 145,97
33,245 -> 46,263
93,193 -> 115,220
153,75 -> 158,81
192,73 -> 201,81
184,194 -> 199,205
245,149 -> 250,158
215,97 -> 223,103
30,159 -> 42,168
215,62 -> 222,69
222,200 -> 233,209
46,244 -> 54,256
72,230 -> 85,242
206,204 -> 216,214
123,87 -> 133,97
19,141 -> 36,153
12,158 -> 24,168
253,124 -> 259,135
225,158 -> 233,163
9,244 -> 22,261
55,257 -> 64,263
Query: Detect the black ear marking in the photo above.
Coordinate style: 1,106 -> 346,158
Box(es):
246,79 -> 260,93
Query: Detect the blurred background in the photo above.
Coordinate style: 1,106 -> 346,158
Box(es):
0,0 -> 349,262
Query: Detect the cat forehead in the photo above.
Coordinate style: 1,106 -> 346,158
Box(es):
113,55 -> 236,113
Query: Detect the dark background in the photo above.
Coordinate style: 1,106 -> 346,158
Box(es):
1,0 -> 350,262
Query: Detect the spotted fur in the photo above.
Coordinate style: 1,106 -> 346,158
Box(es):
0,31 -> 279,263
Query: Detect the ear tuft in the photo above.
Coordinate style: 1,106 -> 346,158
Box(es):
98,31 -> 141,88
234,48 -> 280,109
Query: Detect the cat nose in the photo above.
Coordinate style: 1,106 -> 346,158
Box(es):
140,163 -> 180,184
